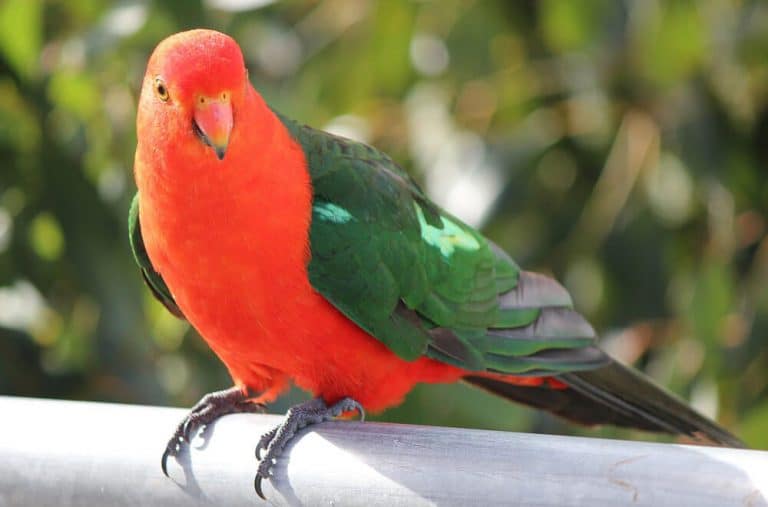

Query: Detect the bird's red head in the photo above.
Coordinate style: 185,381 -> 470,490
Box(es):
138,29 -> 249,162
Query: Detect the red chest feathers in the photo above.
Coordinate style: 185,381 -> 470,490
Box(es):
134,109 -> 463,410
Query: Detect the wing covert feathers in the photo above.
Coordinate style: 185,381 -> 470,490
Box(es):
129,194 -> 185,319
281,113 -> 609,374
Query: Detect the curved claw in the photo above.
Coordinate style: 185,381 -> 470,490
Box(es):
254,450 -> 274,499
161,447 -> 173,477
159,386 -> 256,477
161,433 -> 184,477
254,474 -> 266,500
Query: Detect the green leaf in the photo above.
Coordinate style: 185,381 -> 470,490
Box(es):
635,1 -> 706,86
539,0 -> 609,53
29,212 -> 65,261
0,0 -> 41,81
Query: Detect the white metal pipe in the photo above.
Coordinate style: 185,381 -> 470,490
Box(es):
0,396 -> 766,506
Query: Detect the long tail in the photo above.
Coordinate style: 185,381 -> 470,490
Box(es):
465,359 -> 744,448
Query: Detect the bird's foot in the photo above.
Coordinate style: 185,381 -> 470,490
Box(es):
162,386 -> 264,476
253,396 -> 364,499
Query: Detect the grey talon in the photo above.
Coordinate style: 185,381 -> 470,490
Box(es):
160,386 -> 263,477
253,396 -> 364,499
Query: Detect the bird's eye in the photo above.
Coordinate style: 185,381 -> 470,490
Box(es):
154,77 -> 169,102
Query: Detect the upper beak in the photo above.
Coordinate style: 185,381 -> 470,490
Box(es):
193,97 -> 233,160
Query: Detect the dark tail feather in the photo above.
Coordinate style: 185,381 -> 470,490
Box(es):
465,359 -> 744,448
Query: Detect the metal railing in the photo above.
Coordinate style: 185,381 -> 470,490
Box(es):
1,396 -> 767,506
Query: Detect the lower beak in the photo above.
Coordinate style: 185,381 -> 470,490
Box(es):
193,99 -> 233,160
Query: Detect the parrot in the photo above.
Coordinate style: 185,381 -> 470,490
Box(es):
130,29 -> 743,498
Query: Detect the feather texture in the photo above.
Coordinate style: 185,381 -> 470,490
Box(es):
275,114 -> 606,377
130,29 -> 741,445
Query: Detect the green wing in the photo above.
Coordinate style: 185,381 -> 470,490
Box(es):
129,194 -> 185,319
280,114 -> 606,374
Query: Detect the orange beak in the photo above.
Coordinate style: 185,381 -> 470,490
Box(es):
193,97 -> 233,160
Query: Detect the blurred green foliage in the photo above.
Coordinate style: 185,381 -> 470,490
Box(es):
1,0 -> 767,448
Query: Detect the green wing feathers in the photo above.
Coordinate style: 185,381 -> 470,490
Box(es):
281,114 -> 604,374
129,194 -> 185,319
281,117 -> 742,446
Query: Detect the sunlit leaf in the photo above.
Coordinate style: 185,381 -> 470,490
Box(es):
539,0 -> 610,53
634,1 -> 706,86
28,212 -> 65,262
0,0 -> 41,80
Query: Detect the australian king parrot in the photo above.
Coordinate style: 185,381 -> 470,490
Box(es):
129,29 -> 743,498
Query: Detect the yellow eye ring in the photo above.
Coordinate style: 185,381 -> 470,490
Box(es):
154,77 -> 169,102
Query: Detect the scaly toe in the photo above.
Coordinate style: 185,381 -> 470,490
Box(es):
255,426 -> 279,460
252,397 -> 363,499
160,386 -> 254,476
